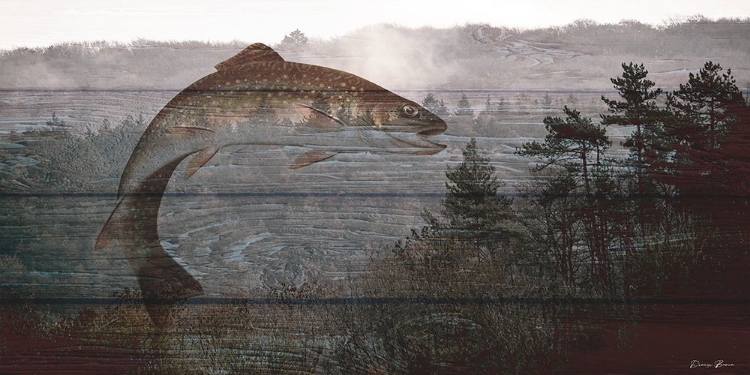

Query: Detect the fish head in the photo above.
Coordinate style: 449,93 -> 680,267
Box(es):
353,92 -> 448,155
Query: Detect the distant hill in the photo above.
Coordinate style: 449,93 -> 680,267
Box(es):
1,19 -> 749,91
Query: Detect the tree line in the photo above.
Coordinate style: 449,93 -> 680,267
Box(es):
338,61 -> 750,371
410,61 -> 749,299
3,60 -> 749,373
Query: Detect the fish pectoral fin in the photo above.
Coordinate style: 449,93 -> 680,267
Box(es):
290,150 -> 338,169
185,147 -> 220,179
168,126 -> 215,135
294,103 -> 345,130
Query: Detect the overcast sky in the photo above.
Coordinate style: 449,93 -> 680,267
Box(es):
1,0 -> 749,50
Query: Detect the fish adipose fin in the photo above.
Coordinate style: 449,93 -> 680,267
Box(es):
215,43 -> 285,71
185,147 -> 220,179
291,150 -> 338,169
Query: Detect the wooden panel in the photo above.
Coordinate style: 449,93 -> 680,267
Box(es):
3,21 -> 750,374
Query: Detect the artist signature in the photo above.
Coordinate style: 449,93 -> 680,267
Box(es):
690,360 -> 735,369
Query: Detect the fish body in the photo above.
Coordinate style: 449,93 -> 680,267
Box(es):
95,43 -> 447,327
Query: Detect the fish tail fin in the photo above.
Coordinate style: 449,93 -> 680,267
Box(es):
137,245 -> 204,328
95,199 -> 124,251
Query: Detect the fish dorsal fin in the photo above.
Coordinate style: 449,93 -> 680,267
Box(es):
215,43 -> 285,71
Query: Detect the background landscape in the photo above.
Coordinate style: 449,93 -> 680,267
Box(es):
2,19 -> 750,373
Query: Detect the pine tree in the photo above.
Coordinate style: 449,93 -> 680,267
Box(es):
421,93 -> 449,116
455,93 -> 474,117
667,61 -> 745,151
476,95 -> 498,131
45,111 -> 66,127
280,29 -> 309,49
495,97 -> 506,113
542,92 -> 554,109
436,98 -> 449,117
601,63 -> 665,193
517,106 -> 611,194
663,62 -> 748,209
422,93 -> 439,110
424,138 -> 514,257
517,108 -> 622,291
660,64 -> 750,298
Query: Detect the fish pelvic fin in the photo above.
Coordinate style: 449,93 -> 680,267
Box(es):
185,147 -> 220,179
290,150 -> 338,169
215,43 -> 285,71
94,198 -> 124,251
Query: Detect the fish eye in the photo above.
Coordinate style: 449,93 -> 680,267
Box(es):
402,105 -> 419,118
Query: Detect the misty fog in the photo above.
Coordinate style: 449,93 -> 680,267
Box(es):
1,20 -> 748,91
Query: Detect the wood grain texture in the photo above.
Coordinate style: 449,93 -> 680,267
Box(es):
3,23 -> 750,373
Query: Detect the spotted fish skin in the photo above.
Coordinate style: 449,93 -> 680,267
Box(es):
95,43 -> 448,328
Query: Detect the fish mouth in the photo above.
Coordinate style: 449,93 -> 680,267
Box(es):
415,135 -> 447,155
388,119 -> 447,153
385,132 -> 447,155
416,116 -> 449,136
418,126 -> 447,136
